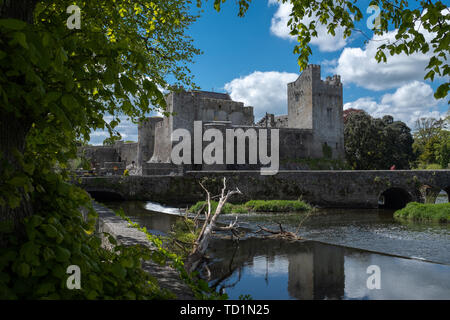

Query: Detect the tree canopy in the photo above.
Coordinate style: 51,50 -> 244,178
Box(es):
0,0 -> 201,220
344,110 -> 415,169
413,115 -> 450,168
220,0 -> 449,100
0,0 -> 204,299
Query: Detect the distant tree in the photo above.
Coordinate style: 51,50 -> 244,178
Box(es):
414,117 -> 446,143
343,108 -> 364,123
413,116 -> 450,168
437,131 -> 450,168
344,111 -> 415,170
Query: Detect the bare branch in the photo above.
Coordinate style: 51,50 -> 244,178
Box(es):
185,178 -> 242,273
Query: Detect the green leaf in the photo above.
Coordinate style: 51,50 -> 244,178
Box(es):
43,247 -> 55,261
12,32 -> 28,49
434,83 -> 449,100
120,76 -> 138,93
17,262 -> 30,278
86,290 -> 98,300
54,246 -> 71,262
0,19 -> 26,30
107,235 -> 117,245
8,176 -> 28,187
28,215 -> 44,228
43,92 -> 62,105
20,241 -> 40,265
61,94 -> 79,109
111,264 -> 127,278
32,265 -> 48,277
23,162 -> 35,175
41,224 -> 58,238
120,257 -> 135,269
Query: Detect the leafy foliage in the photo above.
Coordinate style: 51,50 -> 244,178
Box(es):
220,0 -> 449,100
115,209 -> 227,300
0,0 -> 200,212
344,110 -> 415,169
0,0 -> 201,300
413,115 -> 450,168
0,178 -> 175,299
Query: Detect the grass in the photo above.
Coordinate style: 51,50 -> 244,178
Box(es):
189,199 -> 311,214
394,202 -> 450,223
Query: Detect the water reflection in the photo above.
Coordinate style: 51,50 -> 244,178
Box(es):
219,209 -> 450,264
103,201 -> 182,236
206,238 -> 450,300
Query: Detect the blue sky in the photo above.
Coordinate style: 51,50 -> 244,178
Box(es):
89,0 -> 449,145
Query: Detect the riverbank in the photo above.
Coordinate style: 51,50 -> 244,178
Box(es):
92,202 -> 195,299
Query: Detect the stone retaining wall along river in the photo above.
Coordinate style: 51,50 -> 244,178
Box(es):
92,202 -> 194,299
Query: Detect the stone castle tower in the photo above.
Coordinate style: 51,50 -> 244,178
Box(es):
287,64 -> 344,159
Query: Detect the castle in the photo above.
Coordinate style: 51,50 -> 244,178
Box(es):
80,65 -> 344,175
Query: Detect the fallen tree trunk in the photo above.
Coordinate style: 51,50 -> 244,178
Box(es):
184,177 -> 241,273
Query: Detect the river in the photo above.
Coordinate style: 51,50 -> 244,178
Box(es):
103,199 -> 450,300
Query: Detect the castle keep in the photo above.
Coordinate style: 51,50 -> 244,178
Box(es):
80,65 -> 344,175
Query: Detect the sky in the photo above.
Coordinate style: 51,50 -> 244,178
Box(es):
89,0 -> 449,145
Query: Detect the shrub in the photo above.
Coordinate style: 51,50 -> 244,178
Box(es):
394,202 -> 450,223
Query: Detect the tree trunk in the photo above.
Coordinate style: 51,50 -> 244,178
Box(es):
0,0 -> 38,23
0,0 -> 38,230
184,178 -> 241,273
0,111 -> 34,228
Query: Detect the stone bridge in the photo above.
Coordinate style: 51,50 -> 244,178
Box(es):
78,170 -> 450,209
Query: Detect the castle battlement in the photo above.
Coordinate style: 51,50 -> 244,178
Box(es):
307,64 -> 321,69
324,74 -> 342,86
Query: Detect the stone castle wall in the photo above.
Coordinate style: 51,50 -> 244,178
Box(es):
79,64 -> 345,173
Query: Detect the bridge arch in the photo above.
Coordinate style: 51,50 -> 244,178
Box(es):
378,187 -> 413,210
436,186 -> 450,203
86,190 -> 125,202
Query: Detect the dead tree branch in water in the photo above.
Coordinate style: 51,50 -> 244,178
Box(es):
184,177 -> 242,273
256,223 -> 303,241
256,207 -> 313,241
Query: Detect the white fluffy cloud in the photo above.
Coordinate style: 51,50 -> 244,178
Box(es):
344,81 -> 444,128
336,34 -> 433,91
268,0 -> 347,52
224,71 -> 298,120
335,10 -> 442,91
